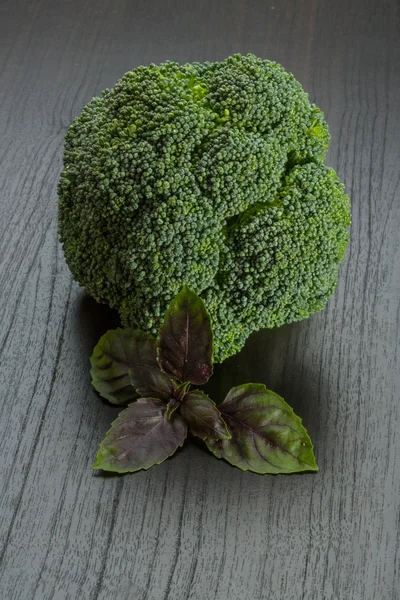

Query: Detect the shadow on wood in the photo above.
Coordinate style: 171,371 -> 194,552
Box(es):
74,290 -> 121,350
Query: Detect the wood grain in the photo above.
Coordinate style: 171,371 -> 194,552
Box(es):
0,1 -> 399,598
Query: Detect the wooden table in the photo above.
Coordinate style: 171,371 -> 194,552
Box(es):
1,1 -> 399,598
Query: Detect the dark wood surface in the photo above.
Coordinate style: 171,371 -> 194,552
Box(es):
1,1 -> 399,598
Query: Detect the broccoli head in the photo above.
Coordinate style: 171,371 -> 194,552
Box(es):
58,54 -> 350,362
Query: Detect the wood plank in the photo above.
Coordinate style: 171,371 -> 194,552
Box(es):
0,1 -> 399,598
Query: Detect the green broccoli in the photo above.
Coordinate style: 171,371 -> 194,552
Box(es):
58,53 -> 350,362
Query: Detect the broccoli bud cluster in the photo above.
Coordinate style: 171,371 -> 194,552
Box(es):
58,54 -> 350,362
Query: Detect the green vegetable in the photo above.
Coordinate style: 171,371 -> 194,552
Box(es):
92,286 -> 317,475
59,53 -> 350,362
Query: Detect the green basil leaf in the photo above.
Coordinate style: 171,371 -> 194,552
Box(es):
206,384 -> 318,474
158,286 -> 213,385
90,328 -> 157,405
174,381 -> 191,402
166,397 -> 181,420
179,390 -> 231,441
129,365 -> 176,401
93,398 -> 187,473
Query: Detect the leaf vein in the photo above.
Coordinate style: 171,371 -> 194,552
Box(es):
103,420 -> 164,463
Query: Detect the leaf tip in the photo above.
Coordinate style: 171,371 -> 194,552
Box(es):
303,451 -> 318,472
92,458 -> 102,470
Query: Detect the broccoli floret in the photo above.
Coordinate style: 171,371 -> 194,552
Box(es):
58,54 -> 350,362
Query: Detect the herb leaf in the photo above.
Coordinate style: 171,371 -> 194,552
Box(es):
90,328 -> 157,405
206,384 -> 318,474
174,381 -> 190,402
157,285 -> 213,385
180,389 -> 231,441
129,365 -> 176,401
166,397 -> 181,420
93,398 -> 187,473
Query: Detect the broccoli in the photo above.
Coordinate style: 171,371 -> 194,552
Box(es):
58,53 -> 350,362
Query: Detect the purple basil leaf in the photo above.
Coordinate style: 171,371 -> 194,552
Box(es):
166,397 -> 181,420
90,328 -> 157,405
157,285 -> 213,385
93,398 -> 187,473
180,389 -> 231,441
128,365 -> 176,401
206,384 -> 318,474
